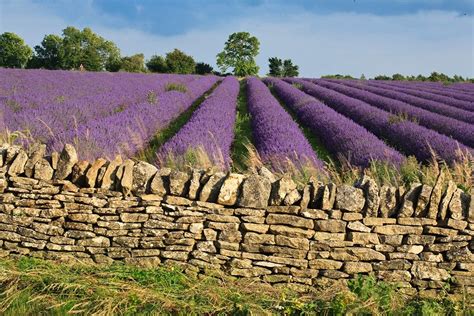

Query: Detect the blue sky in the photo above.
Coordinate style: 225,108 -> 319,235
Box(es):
1,0 -> 473,77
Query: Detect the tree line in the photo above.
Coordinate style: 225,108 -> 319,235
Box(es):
322,72 -> 473,83
0,28 -> 299,77
1,27 -> 470,82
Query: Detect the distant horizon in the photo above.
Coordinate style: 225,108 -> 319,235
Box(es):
1,0 -> 473,78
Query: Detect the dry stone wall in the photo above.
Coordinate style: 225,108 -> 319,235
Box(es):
0,143 -> 473,295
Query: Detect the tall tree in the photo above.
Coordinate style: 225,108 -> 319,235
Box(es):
31,34 -> 63,69
216,32 -> 260,76
267,57 -> 299,77
282,59 -> 299,77
146,55 -> 168,72
165,49 -> 196,74
195,62 -> 213,75
146,49 -> 196,74
391,73 -> 405,81
267,57 -> 283,77
0,32 -> 32,68
59,27 -> 120,71
120,53 -> 146,72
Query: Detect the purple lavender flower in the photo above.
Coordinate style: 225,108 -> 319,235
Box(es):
246,77 -> 325,171
156,76 -> 239,169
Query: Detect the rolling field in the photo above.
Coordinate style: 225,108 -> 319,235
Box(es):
1,68 -> 473,175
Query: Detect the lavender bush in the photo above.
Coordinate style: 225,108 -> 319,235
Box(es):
247,77 -> 325,171
368,80 -> 474,112
0,68 -> 197,147
288,78 -> 472,164
333,79 -> 474,124
370,80 -> 474,104
311,79 -> 474,148
49,75 -> 219,160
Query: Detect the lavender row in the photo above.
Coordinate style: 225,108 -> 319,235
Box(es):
327,79 -> 474,125
449,82 -> 474,94
288,79 -> 472,164
368,80 -> 474,112
246,77 -> 324,171
50,76 -> 219,161
156,76 -> 239,170
369,80 -> 474,103
311,79 -> 474,148
266,78 -> 404,168
388,80 -> 474,96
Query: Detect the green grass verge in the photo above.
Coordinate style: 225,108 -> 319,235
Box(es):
231,79 -> 255,172
138,81 -> 222,164
0,257 -> 471,315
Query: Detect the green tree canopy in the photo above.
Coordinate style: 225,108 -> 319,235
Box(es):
146,55 -> 168,72
119,53 -> 146,72
216,32 -> 260,76
282,59 -> 299,77
29,27 -> 121,71
30,34 -> 63,69
195,62 -> 214,75
0,32 -> 32,68
165,49 -> 196,74
267,57 -> 283,77
146,49 -> 196,74
391,73 -> 405,81
267,57 -> 299,77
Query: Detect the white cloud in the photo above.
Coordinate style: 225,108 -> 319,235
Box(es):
1,0 -> 472,77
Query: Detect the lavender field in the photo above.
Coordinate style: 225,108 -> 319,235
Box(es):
1,68 -> 473,172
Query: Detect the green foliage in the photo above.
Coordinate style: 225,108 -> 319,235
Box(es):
146,49 -> 196,74
268,57 -> 283,77
165,49 -> 196,74
283,59 -> 299,77
268,57 -> 299,77
373,72 -> 472,83
0,32 -> 32,68
374,75 -> 391,80
29,34 -> 63,69
146,55 -> 168,73
119,53 -> 146,72
217,31 -> 260,76
195,62 -> 214,74
321,74 -> 356,79
165,82 -> 188,92
27,27 -> 120,71
60,27 -> 121,71
392,73 -> 406,81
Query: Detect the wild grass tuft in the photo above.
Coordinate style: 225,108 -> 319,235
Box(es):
147,90 -> 158,104
165,83 -> 188,93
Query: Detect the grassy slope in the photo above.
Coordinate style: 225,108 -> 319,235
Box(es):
0,257 -> 470,315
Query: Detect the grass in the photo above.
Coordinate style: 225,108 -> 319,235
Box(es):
165,83 -> 188,93
0,257 -> 471,315
138,81 -> 221,164
230,79 -> 255,172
